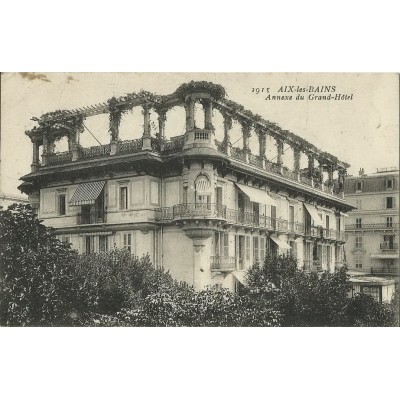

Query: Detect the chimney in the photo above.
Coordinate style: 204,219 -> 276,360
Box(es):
358,168 -> 364,176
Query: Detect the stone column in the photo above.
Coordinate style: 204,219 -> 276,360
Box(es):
241,121 -> 251,163
293,147 -> 301,181
328,164 -> 334,193
318,159 -> 324,187
276,138 -> 284,174
185,97 -> 195,131
257,129 -> 266,169
31,139 -> 40,172
338,168 -> 346,198
41,132 -> 48,166
72,126 -> 82,160
142,104 -> 152,150
308,154 -> 315,187
157,110 -> 167,140
203,99 -> 213,130
223,114 -> 232,156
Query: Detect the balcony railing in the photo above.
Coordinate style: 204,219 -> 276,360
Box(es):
210,256 -> 236,271
380,242 -> 399,251
371,265 -> 399,276
193,129 -> 210,141
288,221 -> 305,235
81,144 -> 111,159
163,135 -> 185,153
47,151 -> 72,165
172,203 -> 226,219
231,147 -> 246,162
77,211 -> 106,224
346,222 -> 399,230
249,154 -> 263,168
117,138 -> 143,154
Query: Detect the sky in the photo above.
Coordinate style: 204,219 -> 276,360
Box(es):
1,72 -> 399,196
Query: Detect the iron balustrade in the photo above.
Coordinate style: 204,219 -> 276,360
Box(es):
163,136 -> 185,152
117,139 -> 143,154
172,203 -> 227,219
47,151 -> 72,165
77,210 -> 106,224
346,222 -> 399,230
249,154 -> 263,168
371,265 -> 399,276
288,221 -> 305,234
380,242 -> 399,251
210,256 -> 236,271
81,144 -> 111,159
231,147 -> 246,162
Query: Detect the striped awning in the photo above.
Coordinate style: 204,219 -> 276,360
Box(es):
235,183 -> 277,206
69,181 -> 106,206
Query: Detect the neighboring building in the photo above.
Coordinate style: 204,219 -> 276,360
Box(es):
19,81 -> 354,291
344,167 -> 399,277
0,192 -> 29,209
344,167 -> 399,302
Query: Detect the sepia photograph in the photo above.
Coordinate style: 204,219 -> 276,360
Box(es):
1,72 -> 399,327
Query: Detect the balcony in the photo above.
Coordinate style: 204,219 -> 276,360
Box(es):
370,265 -> 399,276
77,211 -> 106,225
380,242 -> 399,251
171,203 -> 226,220
210,256 -> 236,271
346,222 -> 398,230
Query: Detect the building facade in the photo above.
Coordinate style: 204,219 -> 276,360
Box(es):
344,168 -> 399,281
19,81 -> 354,291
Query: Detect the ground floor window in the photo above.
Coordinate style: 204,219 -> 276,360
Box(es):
123,233 -> 132,253
355,253 -> 363,269
99,236 -> 108,252
85,236 -> 95,255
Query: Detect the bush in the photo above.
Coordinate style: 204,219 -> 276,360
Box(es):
0,204 -> 79,326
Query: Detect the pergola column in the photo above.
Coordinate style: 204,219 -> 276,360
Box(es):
293,147 -> 301,181
142,104 -> 152,150
185,97 -> 195,131
328,164 -> 334,193
223,114 -> 232,156
308,154 -> 315,187
318,159 -> 324,187
41,132 -> 48,166
157,110 -> 167,140
241,121 -> 251,163
203,99 -> 213,130
31,138 -> 40,172
276,138 -> 284,174
338,168 -> 346,198
257,128 -> 267,169
71,126 -> 82,160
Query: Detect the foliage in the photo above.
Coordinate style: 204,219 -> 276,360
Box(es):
246,253 -> 398,327
346,293 -> 396,327
0,204 -> 79,326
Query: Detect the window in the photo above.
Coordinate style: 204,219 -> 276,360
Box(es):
120,187 -> 128,210
183,186 -> 188,205
356,181 -> 363,191
290,241 -> 297,260
99,236 -> 108,252
386,178 -> 393,189
355,253 -> 363,269
356,218 -> 362,228
326,215 -> 330,231
355,235 -> 363,248
386,197 -> 394,209
355,199 -> 362,210
387,217 -> 393,227
85,236 -> 94,255
123,233 -> 132,253
62,236 -> 70,244
223,233 -> 229,257
260,237 -> 265,262
213,283 -> 222,290
245,236 -> 250,261
58,193 -> 66,215
253,237 -> 259,261
362,286 -> 380,302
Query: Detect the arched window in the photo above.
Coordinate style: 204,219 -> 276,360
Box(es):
194,174 -> 211,207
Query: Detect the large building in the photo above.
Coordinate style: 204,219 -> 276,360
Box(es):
344,167 -> 399,301
19,81 -> 354,291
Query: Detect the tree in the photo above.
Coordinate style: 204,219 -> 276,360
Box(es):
246,253 -> 351,326
0,204 -> 79,326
